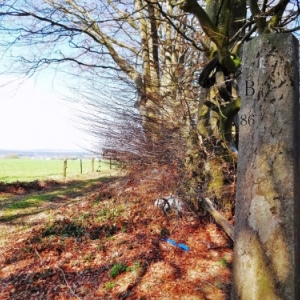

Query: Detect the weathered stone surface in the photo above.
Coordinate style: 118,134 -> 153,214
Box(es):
232,34 -> 300,300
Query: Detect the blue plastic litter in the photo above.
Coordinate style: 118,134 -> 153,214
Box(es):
163,238 -> 189,251
166,238 -> 177,246
178,243 -> 190,251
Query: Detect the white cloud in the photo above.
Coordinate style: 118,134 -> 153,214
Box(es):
0,75 -> 93,150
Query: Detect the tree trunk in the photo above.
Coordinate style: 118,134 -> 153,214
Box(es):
183,0 -> 246,212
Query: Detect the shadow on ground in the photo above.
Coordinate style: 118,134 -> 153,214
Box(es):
0,176 -> 118,222
0,171 -> 233,299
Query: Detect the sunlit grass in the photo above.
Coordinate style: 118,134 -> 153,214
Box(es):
0,177 -> 117,222
0,158 -> 117,182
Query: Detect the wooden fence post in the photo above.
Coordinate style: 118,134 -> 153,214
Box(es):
91,158 -> 94,172
63,158 -> 67,178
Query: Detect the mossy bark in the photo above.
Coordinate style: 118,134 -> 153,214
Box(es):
183,0 -> 245,214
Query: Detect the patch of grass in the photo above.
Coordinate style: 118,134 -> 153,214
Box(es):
0,158 -> 118,183
127,261 -> 143,275
78,212 -> 91,221
0,195 -> 10,201
8,199 -> 37,210
105,281 -> 116,290
97,205 -> 124,222
97,209 -> 110,221
110,262 -> 127,278
30,191 -> 63,202
0,177 -> 114,223
0,214 -> 16,222
219,257 -> 229,267
1,193 -> 65,222
114,205 -> 124,217
0,197 -> 43,221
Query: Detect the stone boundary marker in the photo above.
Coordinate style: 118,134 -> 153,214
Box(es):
232,34 -> 300,299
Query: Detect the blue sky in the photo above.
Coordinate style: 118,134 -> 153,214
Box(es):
0,75 -> 93,151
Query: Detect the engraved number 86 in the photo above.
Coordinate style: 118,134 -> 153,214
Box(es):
240,114 -> 254,126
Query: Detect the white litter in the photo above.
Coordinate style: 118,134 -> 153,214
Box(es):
154,195 -> 184,212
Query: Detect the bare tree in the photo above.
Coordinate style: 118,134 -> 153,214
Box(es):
0,0 -> 299,218
1,1 -> 204,203
0,0 -> 202,140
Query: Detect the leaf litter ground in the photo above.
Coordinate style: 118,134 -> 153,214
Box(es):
0,169 -> 233,299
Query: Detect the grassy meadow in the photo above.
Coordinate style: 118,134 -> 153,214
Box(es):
0,158 -> 115,182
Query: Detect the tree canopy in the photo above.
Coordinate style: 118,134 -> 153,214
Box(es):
0,1 -> 298,138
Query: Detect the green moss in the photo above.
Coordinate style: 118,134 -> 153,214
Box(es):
207,159 -> 224,198
219,97 -> 241,147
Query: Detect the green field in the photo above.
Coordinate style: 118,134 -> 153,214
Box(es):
0,158 -> 116,182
